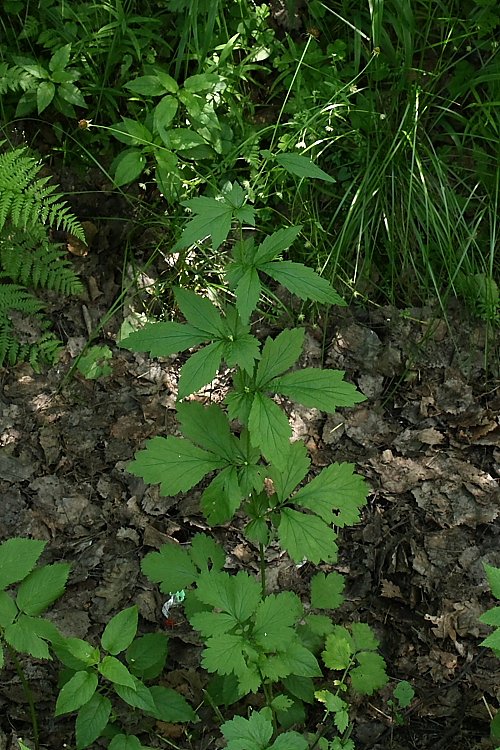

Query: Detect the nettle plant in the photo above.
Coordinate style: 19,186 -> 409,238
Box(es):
121,177 -> 389,748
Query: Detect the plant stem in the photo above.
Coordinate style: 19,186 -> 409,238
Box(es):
258,543 -> 266,597
9,647 -> 40,750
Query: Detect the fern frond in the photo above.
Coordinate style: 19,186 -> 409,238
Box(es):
0,63 -> 37,96
0,283 -> 45,315
0,148 -> 85,241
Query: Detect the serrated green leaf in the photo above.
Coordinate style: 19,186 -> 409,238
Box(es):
253,592 -> 302,650
268,440 -> 310,502
121,320 -> 208,356
294,462 -> 368,527
75,692 -> 111,750
141,543 -> 197,593
350,651 -> 388,695
481,629 -> 500,651
0,538 -> 46,589
280,642 -> 322,677
0,591 -> 17,626
270,732 -> 308,750
196,570 -> 261,622
283,675 -> 315,703
248,393 -> 292,468
271,369 -> 365,411
225,387 -> 255,425
310,572 -> 345,610
256,328 -> 305,387
393,680 -> 415,708
276,153 -> 336,183
223,333 -> 261,377
109,735 -> 142,750
174,287 -> 224,336
351,622 -> 379,652
99,655 -> 136,688
190,533 -> 226,574
479,607 -> 500,627
278,508 -> 337,564
485,565 -> 500,599
263,261 -> 345,306
271,694 -> 294,712
322,629 -> 353,670
190,610 -> 238,638
148,685 -> 198,722
178,340 -> 224,398
55,671 -> 98,716
202,633 -> 247,676
173,198 -> 232,251
16,562 -> 70,615
235,268 -> 262,324
221,709 -> 273,750
201,466 -> 243,525
53,637 -> 100,670
128,436 -> 225,495
112,149 -> 146,187
114,678 -> 157,713
177,401 -> 234,459
37,80 -> 55,113
253,225 -> 302,265
4,614 -> 56,659
126,633 -> 169,680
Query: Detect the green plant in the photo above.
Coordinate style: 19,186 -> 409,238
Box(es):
386,680 -> 415,726
121,174 -> 389,746
0,146 -> 84,368
479,564 -> 500,748
76,344 -> 113,379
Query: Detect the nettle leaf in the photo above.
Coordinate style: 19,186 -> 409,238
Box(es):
268,440 -> 310,502
253,592 -> 302,650
253,225 -> 303,265
120,321 -> 208,357
0,538 -> 46,589
256,328 -> 304,387
141,543 -> 197,593
16,562 -> 71,615
262,261 -> 345,306
75,693 -> 111,750
275,153 -> 336,183
350,651 -> 388,695
55,671 -> 99,716
248,393 -> 292,468
128,436 -> 225,495
278,508 -> 337,564
293,462 -> 368,527
101,606 -> 138,655
310,572 -> 345,610
270,369 -> 365,412
174,287 -> 224,336
178,340 -> 224,398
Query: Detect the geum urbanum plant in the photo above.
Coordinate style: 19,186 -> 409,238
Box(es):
120,181 -> 389,746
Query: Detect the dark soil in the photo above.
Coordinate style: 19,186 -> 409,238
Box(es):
0,199 -> 499,750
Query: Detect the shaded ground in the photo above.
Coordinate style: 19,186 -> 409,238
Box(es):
0,221 -> 499,749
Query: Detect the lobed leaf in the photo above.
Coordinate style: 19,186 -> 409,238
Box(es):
141,543 -> 197,593
174,287 -> 224,336
278,508 -> 337,564
310,572 -> 345,610
293,462 -> 368,527
120,321 -> 208,357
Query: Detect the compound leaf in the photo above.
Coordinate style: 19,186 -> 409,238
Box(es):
178,340 -> 224,398
268,440 -> 310,502
293,462 -> 368,527
221,709 -> 273,750
174,287 -> 224,336
278,508 -> 337,564
177,401 -> 235,460
255,328 -> 304,387
248,393 -> 292,468
196,570 -> 261,622
234,267 -> 261,324
262,261 -> 345,306
253,592 -> 302,650
253,225 -> 302,265
120,321 -> 208,357
270,369 -> 365,411
189,533 -> 226,574
173,197 -> 232,251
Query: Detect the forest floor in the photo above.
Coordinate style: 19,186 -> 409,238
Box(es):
0,197 -> 499,750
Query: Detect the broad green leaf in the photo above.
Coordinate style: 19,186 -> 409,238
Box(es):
190,533 -> 226,574
112,149 -> 146,187
109,736 -> 142,750
148,685 -> 198,722
55,671 -> 98,716
49,44 -> 71,72
268,439 -> 310,502
235,268 -> 261,324
0,538 -> 45,589
255,328 -> 305,387
201,466 -> 243,525
481,629 -> 500,651
0,591 -> 17,627
278,508 -> 337,564
280,642 -> 322,677
196,570 -> 261,622
294,462 -> 368,527
254,225 -> 302,265
113,678 -> 157,713
53,637 -> 100,670
162,128 -> 208,150
120,321 -> 208,356
58,82 -> 86,107
393,680 -> 415,708
153,69 -> 179,93
270,732 -> 308,750
253,592 -> 302,650
124,75 -> 170,96
310,572 -> 345,610
155,151 -> 181,201
190,610 -> 239,638
174,287 -> 224,336
223,332 -> 261,376
37,80 -> 55,113
322,630 -> 353,670
178,340 -> 224,398
101,606 -> 138,655
248,393 -> 292,468
4,614 -> 58,659
351,622 -> 379,652
126,633 -> 169,680
75,693 -> 111,750
16,562 -> 71,615
177,401 -> 235,459
128,436 -> 225,495
99,655 -> 136,688
225,386 -> 254,425
282,675 -> 315,703
173,197 -> 232,251
271,369 -> 365,412
479,607 -> 500,627
350,651 -> 388,695
141,543 -> 197,593
184,73 -> 221,92
262,261 -> 346,306
275,153 -> 336,183
485,564 -> 500,599
221,710 -> 273,749
202,633 -> 247,676
111,118 -> 153,145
